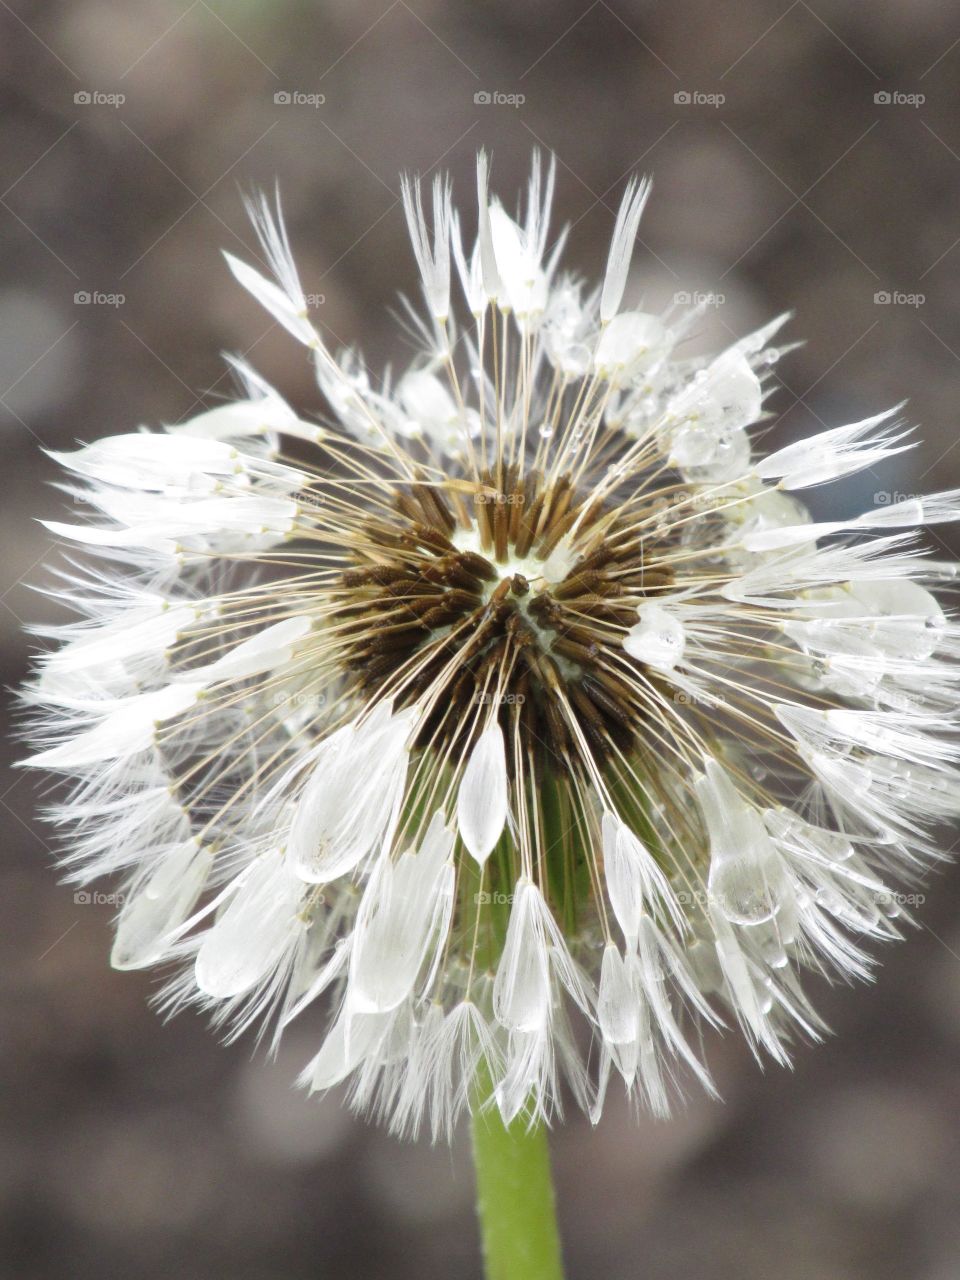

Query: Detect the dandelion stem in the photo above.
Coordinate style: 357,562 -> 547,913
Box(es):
470,1096 -> 565,1280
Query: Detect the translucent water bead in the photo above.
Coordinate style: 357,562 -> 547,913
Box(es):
697,761 -> 794,928
623,602 -> 686,673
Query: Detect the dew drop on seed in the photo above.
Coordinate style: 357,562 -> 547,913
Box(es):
712,855 -> 784,927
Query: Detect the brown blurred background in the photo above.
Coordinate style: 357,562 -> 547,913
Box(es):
3,2 -> 960,1277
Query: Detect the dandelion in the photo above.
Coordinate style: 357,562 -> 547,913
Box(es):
20,154 -> 960,1277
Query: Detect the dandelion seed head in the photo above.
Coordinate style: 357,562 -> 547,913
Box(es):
21,155 -> 960,1140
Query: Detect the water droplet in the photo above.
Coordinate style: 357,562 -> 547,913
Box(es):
712,855 -> 786,927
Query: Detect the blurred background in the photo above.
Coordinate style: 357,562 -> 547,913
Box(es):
3,2 -> 960,1277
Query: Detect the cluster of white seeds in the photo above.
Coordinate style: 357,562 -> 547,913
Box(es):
22,155 -> 960,1139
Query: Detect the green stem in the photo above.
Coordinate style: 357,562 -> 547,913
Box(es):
470,1101 -> 565,1280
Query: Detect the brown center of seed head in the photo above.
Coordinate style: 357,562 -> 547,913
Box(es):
336,468 -> 674,771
